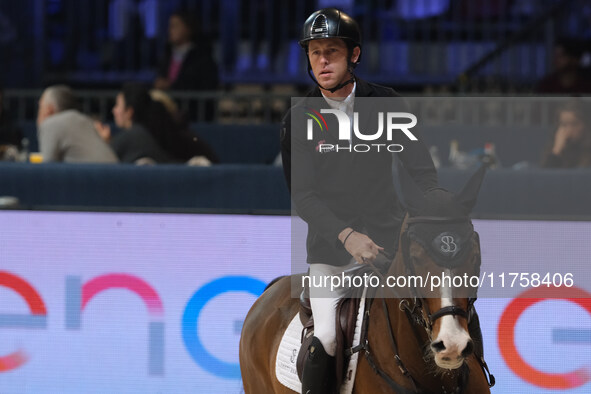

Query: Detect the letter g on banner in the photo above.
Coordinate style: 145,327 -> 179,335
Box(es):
182,276 -> 266,379
498,286 -> 591,389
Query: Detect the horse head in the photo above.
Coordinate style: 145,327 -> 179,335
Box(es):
393,165 -> 486,370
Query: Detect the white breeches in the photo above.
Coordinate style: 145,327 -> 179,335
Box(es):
308,260 -> 359,357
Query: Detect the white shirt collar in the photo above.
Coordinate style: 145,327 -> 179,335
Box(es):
322,82 -> 356,143
321,81 -> 356,111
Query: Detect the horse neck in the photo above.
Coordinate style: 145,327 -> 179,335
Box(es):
369,241 -> 429,390
365,295 -> 426,392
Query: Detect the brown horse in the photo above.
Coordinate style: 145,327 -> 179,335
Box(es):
240,167 -> 494,393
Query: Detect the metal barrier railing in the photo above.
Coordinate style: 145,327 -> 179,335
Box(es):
3,89 -> 296,124
5,89 -> 584,127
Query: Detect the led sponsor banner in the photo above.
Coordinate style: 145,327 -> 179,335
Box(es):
0,211 -> 590,393
0,211 -> 288,393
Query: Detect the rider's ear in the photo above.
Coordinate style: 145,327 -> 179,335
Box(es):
455,165 -> 486,213
397,162 -> 426,216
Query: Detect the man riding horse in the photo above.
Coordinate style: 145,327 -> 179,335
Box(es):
281,8 -> 480,394
280,8 -> 486,393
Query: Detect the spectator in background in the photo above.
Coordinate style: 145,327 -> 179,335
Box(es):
101,83 -> 174,164
154,10 -> 219,91
149,89 -> 218,164
97,83 -> 216,164
536,39 -> 591,94
37,85 -> 118,163
541,100 -> 591,168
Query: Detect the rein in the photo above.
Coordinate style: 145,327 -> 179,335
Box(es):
346,294 -> 420,394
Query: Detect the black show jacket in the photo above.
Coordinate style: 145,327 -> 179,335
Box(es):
281,78 -> 438,265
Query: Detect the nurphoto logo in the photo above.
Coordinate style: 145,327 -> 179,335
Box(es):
306,108 -> 418,153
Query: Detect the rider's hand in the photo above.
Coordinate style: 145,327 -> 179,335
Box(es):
338,228 -> 384,264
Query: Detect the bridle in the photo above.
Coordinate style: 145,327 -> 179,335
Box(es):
399,216 -> 478,335
350,215 -> 485,394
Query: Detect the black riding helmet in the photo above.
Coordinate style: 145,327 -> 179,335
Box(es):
299,8 -> 361,93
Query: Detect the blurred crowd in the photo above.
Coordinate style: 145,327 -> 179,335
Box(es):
1,2 -> 591,169
34,83 -> 217,165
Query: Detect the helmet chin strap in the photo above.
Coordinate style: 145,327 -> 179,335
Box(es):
307,62 -> 356,94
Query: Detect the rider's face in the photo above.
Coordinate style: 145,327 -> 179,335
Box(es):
308,38 -> 359,90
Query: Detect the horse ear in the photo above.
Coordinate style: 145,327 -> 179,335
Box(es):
398,163 -> 426,216
455,165 -> 487,213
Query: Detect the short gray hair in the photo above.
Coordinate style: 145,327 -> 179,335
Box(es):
43,85 -> 77,112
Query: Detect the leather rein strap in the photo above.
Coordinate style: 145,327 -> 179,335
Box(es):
348,261 -> 424,393
346,293 -> 420,394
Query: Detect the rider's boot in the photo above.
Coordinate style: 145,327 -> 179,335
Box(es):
301,336 -> 336,394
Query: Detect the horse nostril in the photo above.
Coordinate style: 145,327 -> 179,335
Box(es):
462,340 -> 474,357
431,341 -> 445,353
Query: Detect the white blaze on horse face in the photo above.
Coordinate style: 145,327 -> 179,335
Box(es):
433,269 -> 471,370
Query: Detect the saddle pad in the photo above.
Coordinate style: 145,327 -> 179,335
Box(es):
275,286 -> 368,393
